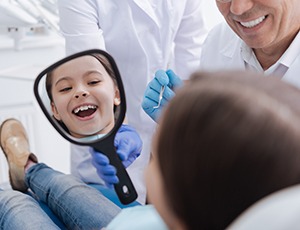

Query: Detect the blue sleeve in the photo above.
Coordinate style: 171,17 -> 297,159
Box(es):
106,205 -> 168,230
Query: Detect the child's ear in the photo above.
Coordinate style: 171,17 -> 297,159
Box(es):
51,102 -> 62,120
114,88 -> 121,105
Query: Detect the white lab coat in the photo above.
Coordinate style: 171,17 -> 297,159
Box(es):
200,22 -> 300,88
58,0 -> 207,203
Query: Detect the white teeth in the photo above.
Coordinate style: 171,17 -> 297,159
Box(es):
240,16 -> 265,28
73,105 -> 97,114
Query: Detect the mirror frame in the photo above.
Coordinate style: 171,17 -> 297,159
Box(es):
33,49 -> 126,145
33,49 -> 138,205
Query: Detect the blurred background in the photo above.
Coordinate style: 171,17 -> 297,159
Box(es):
0,0 -> 224,187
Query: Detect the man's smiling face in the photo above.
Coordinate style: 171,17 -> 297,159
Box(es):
216,0 -> 300,51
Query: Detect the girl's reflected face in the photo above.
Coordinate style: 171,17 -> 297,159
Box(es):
50,55 -> 120,138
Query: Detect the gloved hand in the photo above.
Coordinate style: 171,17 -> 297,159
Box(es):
90,124 -> 143,189
142,69 -> 182,122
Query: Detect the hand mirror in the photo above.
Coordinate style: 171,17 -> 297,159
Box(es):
34,49 -> 137,204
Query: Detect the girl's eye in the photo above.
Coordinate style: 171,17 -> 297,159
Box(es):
88,80 -> 101,85
59,87 -> 72,92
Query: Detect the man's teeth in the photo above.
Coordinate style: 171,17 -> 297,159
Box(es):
73,105 -> 97,114
240,16 -> 265,28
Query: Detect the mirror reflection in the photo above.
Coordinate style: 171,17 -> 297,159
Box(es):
36,52 -> 122,143
35,50 -> 137,205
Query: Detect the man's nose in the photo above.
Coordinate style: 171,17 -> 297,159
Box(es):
230,0 -> 254,16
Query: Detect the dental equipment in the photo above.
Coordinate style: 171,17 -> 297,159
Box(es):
153,85 -> 165,109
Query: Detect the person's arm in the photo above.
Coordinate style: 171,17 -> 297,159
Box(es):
57,0 -> 106,55
142,70 -> 182,122
171,0 -> 208,80
142,0 -> 206,122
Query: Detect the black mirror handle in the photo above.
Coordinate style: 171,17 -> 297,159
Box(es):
92,137 -> 138,205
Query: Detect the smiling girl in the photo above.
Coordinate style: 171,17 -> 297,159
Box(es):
46,54 -> 121,138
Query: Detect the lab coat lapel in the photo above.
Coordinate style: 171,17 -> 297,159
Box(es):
221,39 -> 245,69
132,0 -> 159,26
282,54 -> 300,88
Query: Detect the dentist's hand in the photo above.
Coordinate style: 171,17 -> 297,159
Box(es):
91,124 -> 143,189
142,69 -> 182,122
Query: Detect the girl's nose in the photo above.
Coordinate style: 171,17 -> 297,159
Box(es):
74,90 -> 89,99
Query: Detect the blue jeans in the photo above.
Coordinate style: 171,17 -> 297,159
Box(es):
31,184 -> 140,229
0,189 -> 59,230
0,163 -> 121,229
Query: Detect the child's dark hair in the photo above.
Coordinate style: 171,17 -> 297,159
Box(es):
157,71 -> 300,229
46,53 -> 118,102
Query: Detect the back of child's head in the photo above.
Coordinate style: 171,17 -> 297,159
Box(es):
156,70 -> 300,229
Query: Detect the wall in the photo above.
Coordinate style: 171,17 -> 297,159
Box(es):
0,29 -> 70,188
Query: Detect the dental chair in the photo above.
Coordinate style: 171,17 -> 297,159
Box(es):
227,184 -> 300,229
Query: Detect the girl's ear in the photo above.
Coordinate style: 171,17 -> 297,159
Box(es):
51,102 -> 61,120
114,88 -> 121,105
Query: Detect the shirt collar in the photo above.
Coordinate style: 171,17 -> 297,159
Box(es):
279,31 -> 300,68
241,31 -> 300,78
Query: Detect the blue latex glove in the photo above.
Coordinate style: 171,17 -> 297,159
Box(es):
142,69 -> 182,122
91,124 -> 143,189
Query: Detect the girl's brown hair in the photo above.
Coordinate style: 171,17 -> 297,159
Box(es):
46,53 -> 118,102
